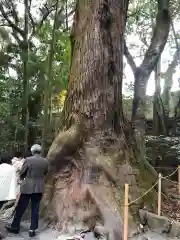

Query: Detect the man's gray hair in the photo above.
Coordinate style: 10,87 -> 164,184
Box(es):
31,144 -> 42,155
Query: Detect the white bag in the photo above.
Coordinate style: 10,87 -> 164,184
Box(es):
0,163 -> 17,201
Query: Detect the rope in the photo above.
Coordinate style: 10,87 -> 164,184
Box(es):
128,180 -> 159,205
162,176 -> 178,185
127,166 -> 179,206
154,167 -> 177,170
163,167 -> 178,179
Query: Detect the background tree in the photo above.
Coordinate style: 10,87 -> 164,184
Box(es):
0,0 -> 72,155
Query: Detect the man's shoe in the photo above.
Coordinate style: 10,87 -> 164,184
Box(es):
5,224 -> 19,234
29,230 -> 36,237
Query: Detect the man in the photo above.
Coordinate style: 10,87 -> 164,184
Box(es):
5,144 -> 48,237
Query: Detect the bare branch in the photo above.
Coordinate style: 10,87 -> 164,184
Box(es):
0,3 -> 24,37
9,1 -> 19,25
131,0 -> 170,121
125,0 -> 170,83
139,0 -> 170,76
165,48 -> 179,75
124,41 -> 137,74
28,6 -> 36,34
28,4 -> 56,39
38,4 -> 56,30
171,18 -> 180,68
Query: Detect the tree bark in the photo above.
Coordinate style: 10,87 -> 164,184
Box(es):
21,0 -> 29,153
43,1 -> 157,239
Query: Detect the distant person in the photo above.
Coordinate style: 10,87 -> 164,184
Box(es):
0,157 -> 24,220
0,159 -> 17,202
5,144 -> 48,237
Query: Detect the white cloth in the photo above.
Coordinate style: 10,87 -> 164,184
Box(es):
12,158 -> 24,182
12,157 -> 24,194
0,163 -> 17,201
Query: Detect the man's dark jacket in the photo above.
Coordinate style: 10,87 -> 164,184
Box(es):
19,154 -> 48,194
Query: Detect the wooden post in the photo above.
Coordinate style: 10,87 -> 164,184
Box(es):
124,184 -> 129,240
158,173 -> 162,216
178,166 -> 180,194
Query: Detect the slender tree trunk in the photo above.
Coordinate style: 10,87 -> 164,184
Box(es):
128,0 -> 170,162
21,0 -> 29,153
42,0 -> 59,155
153,58 -> 167,136
162,49 -> 179,115
42,1 -> 158,239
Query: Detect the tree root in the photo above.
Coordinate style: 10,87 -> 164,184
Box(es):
0,200 -> 15,214
43,127 -> 158,240
47,121 -> 90,170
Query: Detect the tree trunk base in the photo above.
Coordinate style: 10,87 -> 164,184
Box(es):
42,125 -> 157,240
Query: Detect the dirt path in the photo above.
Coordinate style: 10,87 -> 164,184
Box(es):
0,216 -> 178,240
2,220 -> 178,240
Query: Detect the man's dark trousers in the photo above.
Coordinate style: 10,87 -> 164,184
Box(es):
11,193 -> 42,230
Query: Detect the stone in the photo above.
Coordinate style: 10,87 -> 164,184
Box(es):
139,210 -> 171,234
94,225 -> 108,236
169,220 -> 180,237
0,219 -> 6,239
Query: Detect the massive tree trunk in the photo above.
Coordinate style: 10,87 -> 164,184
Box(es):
43,1 -> 157,239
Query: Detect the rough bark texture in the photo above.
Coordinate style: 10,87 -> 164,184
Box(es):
43,1 -> 157,240
21,0 -> 29,153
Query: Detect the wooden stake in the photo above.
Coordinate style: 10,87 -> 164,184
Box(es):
158,173 -> 162,216
178,166 -> 180,195
124,184 -> 129,240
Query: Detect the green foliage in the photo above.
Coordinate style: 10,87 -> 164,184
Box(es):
0,0 -> 73,153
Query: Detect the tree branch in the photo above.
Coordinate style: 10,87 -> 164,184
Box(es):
38,4 -> 56,30
126,0 -> 170,79
164,48 -> 179,77
29,4 -> 56,39
124,41 -> 137,74
171,18 -> 180,68
28,4 -> 36,34
139,0 -> 170,76
131,0 -> 170,121
0,3 -> 24,37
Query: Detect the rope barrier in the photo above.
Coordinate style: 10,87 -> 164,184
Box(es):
128,180 -> 159,205
154,166 -> 177,170
163,167 -> 178,179
162,176 -> 178,185
123,166 -> 180,239
128,166 -> 179,206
